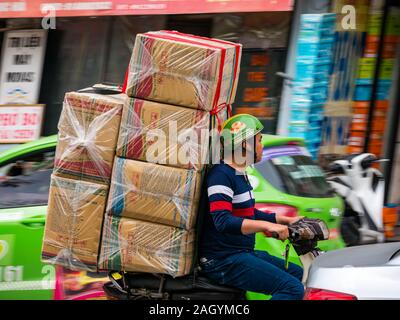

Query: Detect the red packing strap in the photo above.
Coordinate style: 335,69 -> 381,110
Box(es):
210,102 -> 233,131
160,30 -> 241,104
121,67 -> 129,93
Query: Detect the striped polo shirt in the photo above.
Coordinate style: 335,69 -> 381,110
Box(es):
199,161 -> 276,260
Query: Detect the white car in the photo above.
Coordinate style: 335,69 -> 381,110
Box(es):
304,242 -> 400,300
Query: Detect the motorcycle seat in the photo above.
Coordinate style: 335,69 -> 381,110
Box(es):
118,272 -> 243,294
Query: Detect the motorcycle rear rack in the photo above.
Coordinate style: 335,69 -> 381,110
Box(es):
109,271 -> 171,300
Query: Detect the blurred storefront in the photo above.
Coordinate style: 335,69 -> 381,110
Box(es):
0,0 -> 294,147
273,0 -> 399,204
322,0 -> 400,205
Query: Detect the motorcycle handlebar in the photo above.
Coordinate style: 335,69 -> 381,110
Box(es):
328,156 -> 390,173
264,231 -> 279,239
327,163 -> 345,175
264,229 -> 300,242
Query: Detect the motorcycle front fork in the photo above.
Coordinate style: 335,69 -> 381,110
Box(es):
299,250 -> 323,285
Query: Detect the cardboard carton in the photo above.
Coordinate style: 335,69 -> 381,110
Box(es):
126,31 -> 241,111
54,90 -> 125,185
155,30 -> 242,105
117,97 -> 210,171
41,175 -> 108,271
99,215 -> 195,277
107,157 -> 203,230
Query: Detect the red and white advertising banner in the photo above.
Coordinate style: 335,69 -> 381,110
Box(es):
0,0 -> 294,18
0,104 -> 44,143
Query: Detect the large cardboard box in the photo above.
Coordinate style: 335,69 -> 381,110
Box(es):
41,175 -> 108,271
117,97 -> 210,171
126,31 -> 241,111
156,30 -> 242,105
54,90 -> 125,185
320,102 -> 352,155
99,215 -> 195,277
107,157 -> 203,230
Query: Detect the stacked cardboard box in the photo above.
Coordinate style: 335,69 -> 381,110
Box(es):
106,158 -> 203,230
318,0 -> 369,158
41,175 -> 108,271
53,90 -> 124,184
99,31 -> 242,276
353,1 -> 385,103
288,13 -> 336,159
365,8 -> 400,157
116,98 -> 210,171
348,3 -> 400,156
42,87 -> 125,271
126,31 -> 241,111
42,33 -> 241,276
99,215 -> 195,277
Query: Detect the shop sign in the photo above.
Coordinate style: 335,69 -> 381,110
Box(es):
0,1 -> 293,18
0,104 -> 44,143
0,30 -> 47,105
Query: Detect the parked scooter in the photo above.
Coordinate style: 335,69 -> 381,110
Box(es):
102,218 -> 329,300
326,153 -> 387,246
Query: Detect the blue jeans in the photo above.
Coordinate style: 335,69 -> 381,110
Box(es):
199,250 -> 304,300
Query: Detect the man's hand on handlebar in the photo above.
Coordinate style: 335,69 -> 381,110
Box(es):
263,223 -> 289,241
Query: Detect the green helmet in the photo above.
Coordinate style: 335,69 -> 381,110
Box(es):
220,114 -> 264,150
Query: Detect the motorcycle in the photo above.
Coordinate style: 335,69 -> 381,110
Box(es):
102,218 -> 329,300
326,153 -> 387,246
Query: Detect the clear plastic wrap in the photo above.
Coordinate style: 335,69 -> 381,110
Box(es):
99,215 -> 195,277
41,174 -> 108,271
54,89 -> 125,185
116,97 -> 211,171
126,31 -> 242,111
107,157 -> 203,230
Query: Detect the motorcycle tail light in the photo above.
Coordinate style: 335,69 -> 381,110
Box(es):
304,288 -> 357,300
255,203 -> 298,218
328,228 -> 338,240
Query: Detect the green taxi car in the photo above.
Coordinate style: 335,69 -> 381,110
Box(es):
0,136 -> 57,299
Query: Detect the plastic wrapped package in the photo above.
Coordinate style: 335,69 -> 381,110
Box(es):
126,31 -> 242,111
41,175 -> 108,271
117,97 -> 211,171
156,30 -> 242,106
107,157 -> 203,230
99,215 -> 195,277
54,90 -> 125,185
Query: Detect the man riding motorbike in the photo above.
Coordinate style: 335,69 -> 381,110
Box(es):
198,114 -> 305,300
